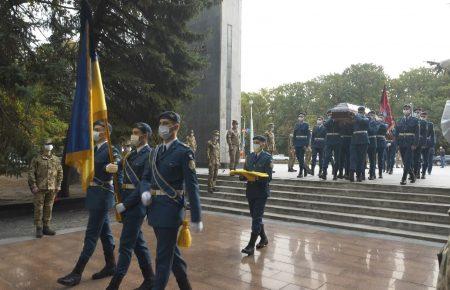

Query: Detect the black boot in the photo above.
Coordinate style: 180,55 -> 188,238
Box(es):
349,171 -> 355,182
356,173 -> 362,182
288,168 -> 294,172
332,174 -> 337,181
256,225 -> 268,249
378,169 -> 383,179
311,167 -> 315,176
92,251 -> 116,280
134,263 -> 155,290
421,172 -> 426,179
400,171 -> 408,185
297,168 -> 303,178
43,226 -> 56,236
106,274 -> 124,290
241,233 -> 259,256
410,171 -> 416,183
57,257 -> 87,286
389,169 -> 393,175
176,276 -> 192,290
321,170 -> 327,180
36,227 -> 43,238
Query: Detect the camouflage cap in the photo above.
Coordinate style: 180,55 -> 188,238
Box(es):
232,120 -> 238,125
212,130 -> 220,136
44,138 -> 53,145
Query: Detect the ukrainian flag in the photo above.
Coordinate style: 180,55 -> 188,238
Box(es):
65,0 -> 108,191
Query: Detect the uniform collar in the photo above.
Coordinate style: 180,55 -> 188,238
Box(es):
163,138 -> 177,150
96,141 -> 107,150
136,144 -> 149,153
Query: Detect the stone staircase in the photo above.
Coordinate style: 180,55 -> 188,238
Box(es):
197,174 -> 450,243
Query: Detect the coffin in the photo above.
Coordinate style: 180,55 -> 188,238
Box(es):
330,103 -> 370,123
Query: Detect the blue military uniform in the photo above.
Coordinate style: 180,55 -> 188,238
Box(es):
140,139 -> 202,290
375,121 -> 388,178
350,113 -> 369,181
413,118 -> 428,176
339,122 -> 353,178
293,121 -> 311,177
394,115 -> 419,184
367,118 -> 380,179
385,137 -> 397,174
421,120 -> 435,177
311,124 -> 326,176
322,117 -> 341,179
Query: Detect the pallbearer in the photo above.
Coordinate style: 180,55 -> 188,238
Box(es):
349,107 -> 369,182
339,122 -> 353,179
367,111 -> 380,180
293,113 -> 311,178
322,110 -> 341,180
375,113 -> 388,178
241,135 -> 273,256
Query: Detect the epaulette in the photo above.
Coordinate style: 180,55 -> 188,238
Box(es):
179,142 -> 190,149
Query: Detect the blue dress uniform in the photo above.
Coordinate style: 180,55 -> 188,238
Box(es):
386,137 -> 397,174
394,115 -> 419,184
322,118 -> 341,179
311,124 -> 326,175
350,113 -> 369,181
293,121 -> 311,177
367,118 -> 380,179
339,122 -> 353,178
421,120 -> 435,177
413,118 -> 427,176
140,139 -> 202,290
376,122 -> 388,178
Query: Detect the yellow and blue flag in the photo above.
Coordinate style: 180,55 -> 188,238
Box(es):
65,0 -> 108,191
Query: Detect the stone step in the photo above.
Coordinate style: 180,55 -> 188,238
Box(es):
200,190 -> 450,225
199,184 -> 450,213
201,204 -> 448,243
200,196 -> 450,236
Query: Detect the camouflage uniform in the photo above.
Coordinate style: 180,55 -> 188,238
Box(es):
288,134 -> 296,171
264,130 -> 276,155
185,131 -> 197,153
28,152 -> 63,229
207,131 -> 220,192
227,124 -> 240,170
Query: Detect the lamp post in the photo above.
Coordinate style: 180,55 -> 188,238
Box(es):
249,99 -> 254,152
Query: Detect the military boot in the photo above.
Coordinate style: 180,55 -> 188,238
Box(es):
349,171 -> 355,182
92,250 -> 116,280
378,169 -> 383,179
409,171 -> 416,183
43,226 -> 56,236
36,227 -> 43,238
297,168 -> 303,178
176,276 -> 192,290
106,274 -> 124,290
421,172 -> 426,179
400,171 -> 408,185
57,257 -> 88,286
134,263 -> 155,290
241,233 -> 259,256
256,224 -> 268,249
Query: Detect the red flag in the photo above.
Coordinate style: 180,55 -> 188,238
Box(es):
379,85 -> 394,129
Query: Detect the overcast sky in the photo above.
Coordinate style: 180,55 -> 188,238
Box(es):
241,0 -> 450,92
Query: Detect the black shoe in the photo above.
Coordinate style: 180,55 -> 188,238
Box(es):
368,176 -> 374,180
176,277 -> 193,290
92,252 -> 116,280
389,169 -> 393,175
288,168 -> 295,172
106,275 -> 124,290
378,174 -> 383,179
36,227 -> 43,238
43,226 -> 55,236
311,169 -> 315,176
256,225 -> 268,249
332,175 -> 337,181
321,174 -> 327,180
349,171 -> 355,182
337,173 -> 344,179
57,257 -> 87,286
400,179 -> 406,185
134,263 -> 155,290
421,174 -> 426,179
241,233 -> 258,256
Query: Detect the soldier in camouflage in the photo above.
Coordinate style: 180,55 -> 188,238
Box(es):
264,123 -> 276,155
185,129 -> 197,153
227,120 -> 241,170
28,139 -> 63,238
207,130 -> 221,193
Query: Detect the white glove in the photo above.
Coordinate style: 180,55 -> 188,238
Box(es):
190,221 -> 204,233
105,163 -> 118,173
141,191 -> 152,206
387,143 -> 391,147
116,203 -> 126,213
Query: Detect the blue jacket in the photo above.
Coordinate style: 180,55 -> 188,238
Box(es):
394,116 -> 419,147
293,122 -> 311,147
426,121 -> 435,148
86,142 -> 121,210
368,119 -> 380,148
243,151 -> 273,199
351,114 -> 369,145
376,122 -> 388,148
119,145 -> 151,218
311,125 -> 326,148
418,119 -> 428,147
340,122 -> 353,146
140,139 -> 202,228
324,118 -> 341,145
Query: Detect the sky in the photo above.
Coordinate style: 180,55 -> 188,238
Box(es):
241,0 -> 450,92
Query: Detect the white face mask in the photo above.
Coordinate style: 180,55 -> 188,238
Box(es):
130,134 -> 140,147
44,145 -> 53,151
253,143 -> 261,152
158,125 -> 171,140
403,110 -> 410,116
317,120 -> 323,125
93,131 -> 101,142
298,117 -> 304,122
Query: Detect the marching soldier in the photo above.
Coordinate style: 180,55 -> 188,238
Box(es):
264,123 -> 276,155
367,111 -> 380,180
339,122 -> 353,179
106,123 -> 154,290
349,107 -> 369,182
227,120 -> 241,170
385,131 -> 397,175
185,130 -> 197,153
413,108 -> 427,177
140,111 -> 203,290
28,138 -> 63,238
293,113 -> 311,178
395,104 -> 419,185
420,111 -> 434,179
58,121 -> 121,286
207,130 -> 221,193
375,113 -> 388,179
240,135 -> 273,256
311,117 -> 326,176
304,138 -> 313,176
322,111 -> 341,180
287,133 -> 297,172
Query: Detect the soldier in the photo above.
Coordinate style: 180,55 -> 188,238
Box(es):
349,107 -> 369,182
339,121 -> 353,179
106,123 -> 154,290
227,120 -> 241,170
322,111 -> 341,180
367,111 -> 380,180
413,108 -> 427,177
287,133 -> 297,172
264,123 -> 276,155
240,135 -> 273,256
207,130 -> 221,193
421,111 -> 434,179
57,121 -> 121,286
311,117 -> 326,177
28,139 -> 63,238
304,138 -> 313,176
293,113 -> 311,178
375,114 -> 388,179
395,149 -> 403,168
395,104 -> 419,185
140,111 -> 203,290
185,129 -> 197,153
385,132 -> 397,175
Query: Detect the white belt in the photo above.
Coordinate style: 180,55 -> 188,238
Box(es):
89,180 -> 113,187
399,133 -> 415,136
341,135 -> 352,138
122,184 -> 135,190
150,189 -> 183,196
327,133 -> 340,136
369,136 -> 377,138
296,136 -> 307,139
314,138 -> 325,140
376,135 -> 386,139
353,131 -> 368,134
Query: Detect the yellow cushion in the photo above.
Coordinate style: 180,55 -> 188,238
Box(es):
230,169 -> 269,182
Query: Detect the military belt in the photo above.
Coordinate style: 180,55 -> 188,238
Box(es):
369,136 -> 377,138
376,135 -> 386,139
89,180 -> 113,187
326,133 -> 340,136
295,136 -> 307,139
399,133 -> 415,136
341,135 -> 352,138
353,131 -> 368,134
314,138 -> 325,140
150,189 -> 183,196
122,184 -> 135,190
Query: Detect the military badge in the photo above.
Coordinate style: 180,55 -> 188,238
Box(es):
189,160 -> 196,170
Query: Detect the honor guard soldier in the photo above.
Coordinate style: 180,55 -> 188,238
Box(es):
367,111 -> 380,180
375,113 -> 388,179
207,130 -> 221,193
287,133 -> 297,172
386,131 -> 397,175
106,123 -> 154,290
227,120 -> 241,170
28,139 -> 63,238
339,121 -> 353,179
140,111 -> 203,290
413,108 -> 427,177
322,111 -> 341,180
264,123 -> 276,155
311,116 -> 326,177
185,130 -> 197,153
394,104 -> 419,185
241,135 -> 273,256
293,113 -> 311,178
349,107 -> 369,182
58,121 -> 121,287
421,111 -> 434,178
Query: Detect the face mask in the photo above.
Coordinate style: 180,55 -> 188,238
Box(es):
317,121 -> 323,125
253,143 -> 261,152
130,134 -> 140,146
93,131 -> 101,142
158,125 -> 171,140
298,117 -> 304,122
44,145 -> 53,151
403,110 -> 410,116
